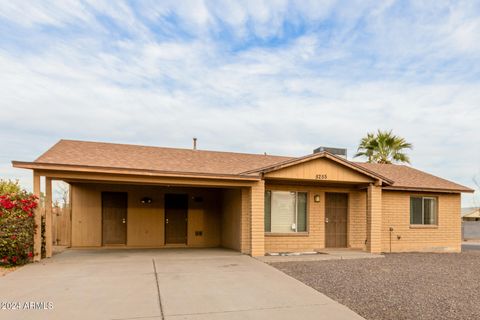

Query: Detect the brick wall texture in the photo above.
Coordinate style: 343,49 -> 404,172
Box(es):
381,191 -> 461,252
367,184 -> 382,253
257,183 -> 461,254
250,180 -> 265,256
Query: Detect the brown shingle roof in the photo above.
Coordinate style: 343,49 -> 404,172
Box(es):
355,162 -> 473,193
34,139 -> 292,176
15,139 -> 473,193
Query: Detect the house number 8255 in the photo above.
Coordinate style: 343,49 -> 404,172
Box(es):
315,174 -> 327,180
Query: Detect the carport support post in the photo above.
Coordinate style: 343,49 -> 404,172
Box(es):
45,177 -> 53,258
250,180 -> 265,257
367,182 -> 382,254
240,188 -> 251,254
33,172 -> 42,262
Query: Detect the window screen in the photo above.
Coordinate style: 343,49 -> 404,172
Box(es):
264,191 -> 271,232
297,192 -> 307,232
271,191 -> 296,233
410,196 -> 437,225
264,191 -> 308,233
423,198 -> 437,224
410,197 -> 423,224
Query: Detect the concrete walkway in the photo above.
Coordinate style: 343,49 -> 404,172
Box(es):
258,249 -> 384,263
0,248 -> 364,320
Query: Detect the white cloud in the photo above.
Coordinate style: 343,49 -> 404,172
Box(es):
0,0 -> 92,27
0,0 -> 479,205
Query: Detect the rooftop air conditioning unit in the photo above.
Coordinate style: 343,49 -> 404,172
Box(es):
313,146 -> 347,159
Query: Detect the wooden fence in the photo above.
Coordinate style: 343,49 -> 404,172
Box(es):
462,221 -> 480,240
41,206 -> 71,246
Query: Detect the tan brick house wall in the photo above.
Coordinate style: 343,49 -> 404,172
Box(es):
250,180 -> 265,256
264,183 -> 369,253
240,188 -> 251,254
348,191 -> 367,250
262,185 -> 462,254
381,191 -> 461,253
367,184 -> 383,253
69,181 -> 463,254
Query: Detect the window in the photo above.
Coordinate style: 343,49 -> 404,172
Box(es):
410,197 -> 437,225
264,191 -> 307,233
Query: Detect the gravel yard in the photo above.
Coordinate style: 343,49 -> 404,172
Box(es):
271,250 -> 480,320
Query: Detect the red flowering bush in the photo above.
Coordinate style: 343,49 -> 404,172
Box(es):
0,180 -> 38,266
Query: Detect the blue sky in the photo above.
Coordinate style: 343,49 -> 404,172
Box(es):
0,1 -> 479,205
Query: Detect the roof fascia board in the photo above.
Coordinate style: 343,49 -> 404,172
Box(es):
33,170 -> 256,188
382,186 -> 474,194
12,161 -> 261,182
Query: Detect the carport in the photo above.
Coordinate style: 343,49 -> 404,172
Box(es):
66,182 -> 248,251
14,169 -> 257,261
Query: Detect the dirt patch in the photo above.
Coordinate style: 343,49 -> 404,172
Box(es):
271,251 -> 480,320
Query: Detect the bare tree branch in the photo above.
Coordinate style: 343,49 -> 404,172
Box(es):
473,175 -> 480,208
54,181 -> 70,209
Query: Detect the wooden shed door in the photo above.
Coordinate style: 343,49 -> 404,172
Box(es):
325,193 -> 348,248
102,192 -> 127,245
165,194 -> 188,244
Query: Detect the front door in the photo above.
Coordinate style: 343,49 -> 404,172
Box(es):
325,193 -> 348,248
165,194 -> 188,244
102,192 -> 127,245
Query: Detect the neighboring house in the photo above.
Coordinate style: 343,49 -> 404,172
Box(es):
462,207 -> 480,221
461,207 -> 480,241
13,140 -> 474,260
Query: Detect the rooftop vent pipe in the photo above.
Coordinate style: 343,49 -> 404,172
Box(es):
193,137 -> 197,150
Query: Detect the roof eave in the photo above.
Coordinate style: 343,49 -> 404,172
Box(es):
12,161 -> 261,181
382,186 -> 475,194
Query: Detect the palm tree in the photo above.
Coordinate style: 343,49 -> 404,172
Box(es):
354,130 -> 412,164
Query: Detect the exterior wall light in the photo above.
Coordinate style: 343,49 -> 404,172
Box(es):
140,197 -> 153,204
314,194 -> 321,203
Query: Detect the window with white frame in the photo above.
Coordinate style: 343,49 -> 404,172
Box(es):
264,191 -> 307,233
410,196 -> 437,225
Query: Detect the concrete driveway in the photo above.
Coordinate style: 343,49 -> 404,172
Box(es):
0,248 -> 363,320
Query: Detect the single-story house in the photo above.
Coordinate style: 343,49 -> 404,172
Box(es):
461,207 -> 480,221
13,140 -> 474,261
461,207 -> 480,240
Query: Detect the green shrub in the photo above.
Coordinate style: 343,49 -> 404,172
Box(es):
0,180 -> 38,266
0,179 -> 21,194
